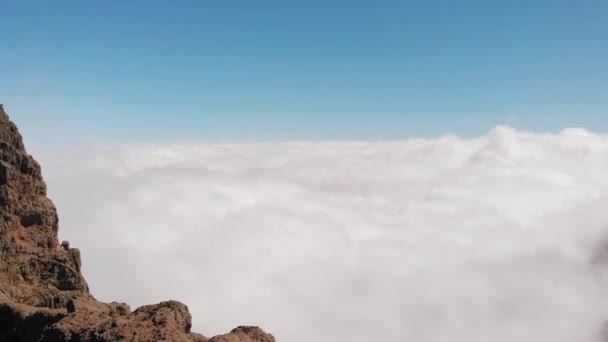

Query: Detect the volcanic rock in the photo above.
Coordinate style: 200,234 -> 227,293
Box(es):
208,327 -> 276,342
0,105 -> 274,342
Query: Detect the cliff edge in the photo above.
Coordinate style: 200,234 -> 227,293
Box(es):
0,105 -> 274,342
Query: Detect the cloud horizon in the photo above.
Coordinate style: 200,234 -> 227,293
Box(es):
29,126 -> 608,342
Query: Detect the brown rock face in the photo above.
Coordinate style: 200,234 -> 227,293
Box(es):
208,327 -> 275,342
0,105 -> 274,342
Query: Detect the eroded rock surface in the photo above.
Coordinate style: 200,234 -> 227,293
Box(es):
208,327 -> 276,342
0,105 -> 274,342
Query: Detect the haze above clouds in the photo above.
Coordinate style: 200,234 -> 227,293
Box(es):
31,126 -> 608,342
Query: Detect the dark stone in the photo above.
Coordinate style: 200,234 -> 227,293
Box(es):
0,304 -> 65,342
66,300 -> 75,314
21,213 -> 43,228
0,162 -> 8,186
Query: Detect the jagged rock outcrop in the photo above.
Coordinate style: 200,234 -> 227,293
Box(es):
208,327 -> 275,342
0,105 -> 274,342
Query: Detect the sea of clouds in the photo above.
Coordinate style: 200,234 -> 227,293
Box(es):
30,126 -> 608,342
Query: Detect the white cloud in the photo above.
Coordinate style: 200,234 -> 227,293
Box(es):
30,126 -> 608,341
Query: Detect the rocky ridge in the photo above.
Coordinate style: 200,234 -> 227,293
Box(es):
0,105 -> 274,342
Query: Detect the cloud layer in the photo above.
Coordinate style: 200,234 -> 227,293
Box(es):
31,126 -> 608,341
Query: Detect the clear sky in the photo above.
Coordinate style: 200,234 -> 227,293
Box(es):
1,1 -> 607,142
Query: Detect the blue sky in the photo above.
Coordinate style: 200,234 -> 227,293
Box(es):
1,1 -> 607,142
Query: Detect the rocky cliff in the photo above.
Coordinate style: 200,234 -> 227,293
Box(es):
0,105 -> 274,342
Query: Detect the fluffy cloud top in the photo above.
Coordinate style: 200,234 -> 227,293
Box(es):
30,126 -> 608,342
